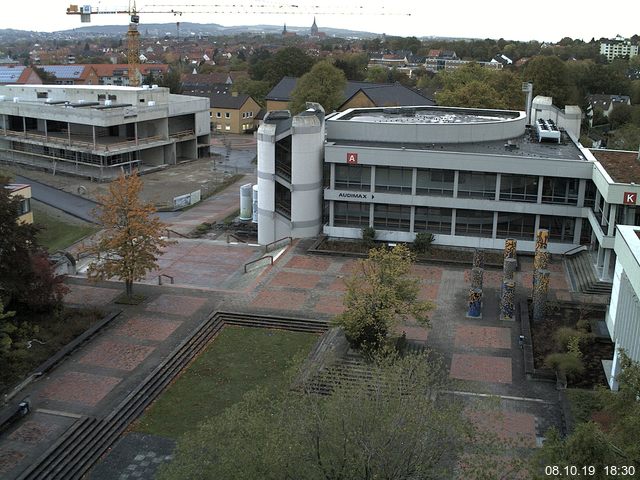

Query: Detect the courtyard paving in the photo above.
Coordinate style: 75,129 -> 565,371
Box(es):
0,232 -> 574,478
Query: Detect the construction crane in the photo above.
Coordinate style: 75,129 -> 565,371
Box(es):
67,2 -> 411,87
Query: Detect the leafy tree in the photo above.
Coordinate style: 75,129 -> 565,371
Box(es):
333,244 -> 433,353
158,67 -> 183,94
232,78 -> 271,106
608,124 -> 640,150
159,352 -> 482,480
289,61 -> 347,114
436,63 -> 522,109
365,65 -> 389,84
0,299 -> 16,353
413,232 -> 435,254
252,46 -> 315,86
522,56 -> 572,107
609,104 -> 633,129
84,170 -> 171,297
361,226 -> 376,248
0,177 -> 66,312
334,53 -> 368,81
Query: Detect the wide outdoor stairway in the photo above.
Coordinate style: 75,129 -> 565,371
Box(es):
565,251 -> 613,296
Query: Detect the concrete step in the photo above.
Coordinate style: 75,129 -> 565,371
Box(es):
565,251 -> 612,296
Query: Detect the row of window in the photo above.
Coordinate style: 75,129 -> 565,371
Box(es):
333,165 -> 582,205
214,111 -> 255,119
333,201 -> 577,242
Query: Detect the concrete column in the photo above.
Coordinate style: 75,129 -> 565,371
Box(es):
534,214 -> 540,236
44,119 -> 48,141
471,267 -> 484,289
492,211 -> 498,239
451,209 -> 457,236
503,258 -> 517,280
574,218 -> 583,245
67,122 -> 71,145
329,163 -> 335,189
577,179 -> 586,208
92,125 -> 96,149
537,175 -> 544,203
535,229 -> 549,251
368,203 -> 374,227
473,249 -> 485,269
134,122 -> 139,146
453,170 -> 459,198
504,238 -> 517,259
410,206 -> 415,233
609,346 -> 621,391
500,280 -> 515,321
495,173 -> 501,201
370,165 -> 376,193
411,167 -> 417,196
607,204 -> 617,236
22,116 -> 26,137
532,269 -> 550,321
602,249 -> 612,281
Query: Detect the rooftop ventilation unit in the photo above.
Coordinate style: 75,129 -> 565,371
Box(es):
536,118 -> 561,143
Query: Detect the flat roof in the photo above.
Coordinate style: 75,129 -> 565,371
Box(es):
0,84 -> 166,92
333,105 -> 520,124
590,149 -> 640,184
330,133 -> 587,162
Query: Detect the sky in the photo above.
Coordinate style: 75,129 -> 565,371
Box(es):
1,0 -> 638,42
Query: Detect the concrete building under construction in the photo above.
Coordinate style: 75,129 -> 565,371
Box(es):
0,84 -> 211,180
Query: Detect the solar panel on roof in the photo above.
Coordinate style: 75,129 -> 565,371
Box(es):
41,66 -> 84,79
0,66 -> 25,83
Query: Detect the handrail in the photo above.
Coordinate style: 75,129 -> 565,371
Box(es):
244,255 -> 273,273
264,236 -> 292,253
226,233 -> 246,243
562,245 -> 587,258
165,228 -> 188,239
158,274 -> 174,285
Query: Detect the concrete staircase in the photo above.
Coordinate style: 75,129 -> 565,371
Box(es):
565,251 -> 612,296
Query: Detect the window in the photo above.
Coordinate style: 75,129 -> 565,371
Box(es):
18,198 -> 31,215
496,213 -> 536,240
375,167 -> 413,194
225,125 -> 231,131
584,180 -> 596,208
416,168 -> 454,196
108,94 -> 117,101
458,171 -> 496,199
216,112 -> 221,118
98,94 -> 106,101
455,209 -> 494,237
539,215 -> 575,243
249,111 -> 254,117
275,182 -> 291,219
36,92 -> 48,99
542,177 -> 578,205
373,204 -> 411,231
334,201 -> 370,227
414,207 -> 452,234
500,174 -> 538,203
216,124 -> 222,130
334,165 -> 371,191
225,112 -> 230,119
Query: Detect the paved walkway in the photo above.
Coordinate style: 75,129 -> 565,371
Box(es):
0,238 -> 572,478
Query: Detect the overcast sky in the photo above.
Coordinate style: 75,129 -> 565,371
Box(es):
2,0 -> 638,42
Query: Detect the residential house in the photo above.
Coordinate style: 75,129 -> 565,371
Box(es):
209,91 -> 261,134
5,184 -> 33,224
600,36 -> 639,62
37,65 -> 99,85
0,66 -> 43,85
587,94 -> 632,124
265,77 -> 434,112
91,64 -> 169,86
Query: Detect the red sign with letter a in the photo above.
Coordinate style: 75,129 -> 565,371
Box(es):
346,152 -> 358,165
623,192 -> 637,205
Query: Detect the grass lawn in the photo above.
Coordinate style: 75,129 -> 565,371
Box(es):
132,326 -> 319,439
32,202 -> 98,252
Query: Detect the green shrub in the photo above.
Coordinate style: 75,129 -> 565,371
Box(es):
361,226 -> 376,248
413,232 -> 435,254
545,352 -> 585,377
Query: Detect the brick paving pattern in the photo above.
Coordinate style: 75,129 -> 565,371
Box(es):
250,290 -> 307,311
38,371 -> 122,406
467,410 -> 537,447
145,294 -> 207,316
285,255 -> 332,271
7,421 -> 60,445
64,285 -> 121,307
80,341 -> 156,371
0,448 -> 25,475
327,277 -> 348,292
418,284 -> 439,301
449,353 -> 512,384
395,325 -> 429,342
313,294 -> 345,316
269,271 -> 322,289
454,325 -> 511,349
114,316 -> 182,342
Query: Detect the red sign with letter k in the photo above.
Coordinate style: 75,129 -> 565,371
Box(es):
623,192 -> 637,205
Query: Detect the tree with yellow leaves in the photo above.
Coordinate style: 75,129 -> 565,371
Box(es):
85,170 -> 171,298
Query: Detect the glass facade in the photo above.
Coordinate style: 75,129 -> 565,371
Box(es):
373,204 -> 411,231
457,171 -> 497,199
334,201 -> 369,227
500,174 -> 539,203
542,177 -> 579,205
496,213 -> 536,240
455,209 -> 494,237
539,215 -> 575,243
414,207 -> 452,234
374,166 -> 413,194
416,168 -> 454,196
334,165 -> 371,191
